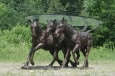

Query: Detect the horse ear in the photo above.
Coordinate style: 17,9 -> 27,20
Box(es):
35,19 -> 39,22
62,17 -> 65,21
27,19 -> 31,23
61,17 -> 65,23
53,19 -> 57,23
65,19 -> 67,22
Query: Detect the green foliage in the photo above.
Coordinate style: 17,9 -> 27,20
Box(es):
60,0 -> 84,14
0,0 -> 115,48
83,0 -> 115,47
0,2 -> 23,30
0,25 -> 31,62
0,0 -> 84,30
47,0 -> 66,13
0,25 -> 31,45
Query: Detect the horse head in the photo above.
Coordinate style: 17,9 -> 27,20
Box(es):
54,17 -> 66,37
46,19 -> 58,34
28,19 -> 41,37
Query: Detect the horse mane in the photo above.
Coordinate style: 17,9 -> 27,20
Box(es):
60,17 -> 76,31
62,20 -> 77,31
34,19 -> 43,35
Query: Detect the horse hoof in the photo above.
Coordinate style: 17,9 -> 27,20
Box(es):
61,65 -> 66,68
71,63 -> 77,67
65,64 -> 68,67
59,61 -> 63,66
61,66 -> 64,68
77,62 -> 79,65
48,63 -> 53,67
82,65 -> 88,69
21,66 -> 25,69
30,62 -> 34,65
21,65 -> 29,69
73,64 -> 77,67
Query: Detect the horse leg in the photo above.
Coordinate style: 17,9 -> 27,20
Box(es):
62,47 -> 70,68
82,46 -> 91,68
48,50 -> 55,67
22,47 -> 33,67
66,52 -> 77,67
29,43 -> 44,65
76,50 -> 80,65
53,50 -> 63,66
81,48 -> 86,56
62,48 -> 76,67
72,44 -> 80,67
21,45 -> 36,69
82,38 -> 92,68
62,48 -> 69,67
65,53 -> 70,67
81,48 -> 87,68
81,48 -> 86,61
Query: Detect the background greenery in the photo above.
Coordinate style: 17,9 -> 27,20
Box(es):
0,0 -> 115,62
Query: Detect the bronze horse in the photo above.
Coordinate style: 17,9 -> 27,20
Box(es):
46,20 -> 78,67
22,19 -> 63,68
54,17 -> 93,68
46,20 -> 80,67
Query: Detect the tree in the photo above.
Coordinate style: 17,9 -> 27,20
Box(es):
0,2 -> 19,30
85,0 -> 115,48
60,0 -> 84,15
47,0 -> 66,14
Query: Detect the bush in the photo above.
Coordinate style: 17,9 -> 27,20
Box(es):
0,25 -> 32,61
0,24 -> 31,45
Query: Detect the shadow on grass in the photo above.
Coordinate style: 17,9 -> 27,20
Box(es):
21,65 -> 93,70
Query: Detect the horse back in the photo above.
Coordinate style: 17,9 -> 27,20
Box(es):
80,32 -> 92,47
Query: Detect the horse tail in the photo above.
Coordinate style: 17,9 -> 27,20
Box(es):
81,25 -> 88,32
86,25 -> 100,33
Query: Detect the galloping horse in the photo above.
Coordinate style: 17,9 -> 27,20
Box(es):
54,17 -> 92,68
22,19 -> 63,68
46,20 -> 77,67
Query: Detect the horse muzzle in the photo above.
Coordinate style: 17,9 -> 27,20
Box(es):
53,32 -> 60,37
31,34 -> 37,37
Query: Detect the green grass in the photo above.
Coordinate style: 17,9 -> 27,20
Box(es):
89,47 -> 115,61
0,41 -> 115,64
0,42 -> 51,62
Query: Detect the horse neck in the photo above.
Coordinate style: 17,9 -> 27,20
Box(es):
63,24 -> 75,39
36,25 -> 43,36
52,27 -> 56,34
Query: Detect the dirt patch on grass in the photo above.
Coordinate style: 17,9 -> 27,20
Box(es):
0,62 -> 115,76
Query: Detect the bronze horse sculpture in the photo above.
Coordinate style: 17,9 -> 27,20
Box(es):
54,17 -> 93,68
22,19 -> 64,68
46,20 -> 81,67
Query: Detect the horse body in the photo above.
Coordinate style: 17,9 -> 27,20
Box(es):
80,32 -> 92,48
22,19 -> 63,69
54,17 -> 92,68
46,20 -> 80,67
41,35 -> 54,50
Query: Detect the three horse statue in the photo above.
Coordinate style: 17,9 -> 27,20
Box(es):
21,17 -> 99,69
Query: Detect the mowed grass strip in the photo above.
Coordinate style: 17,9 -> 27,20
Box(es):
0,61 -> 115,76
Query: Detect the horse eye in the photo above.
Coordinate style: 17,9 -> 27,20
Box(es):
50,26 -> 53,27
59,26 -> 61,28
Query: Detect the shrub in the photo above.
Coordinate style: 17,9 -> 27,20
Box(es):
0,24 -> 31,45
